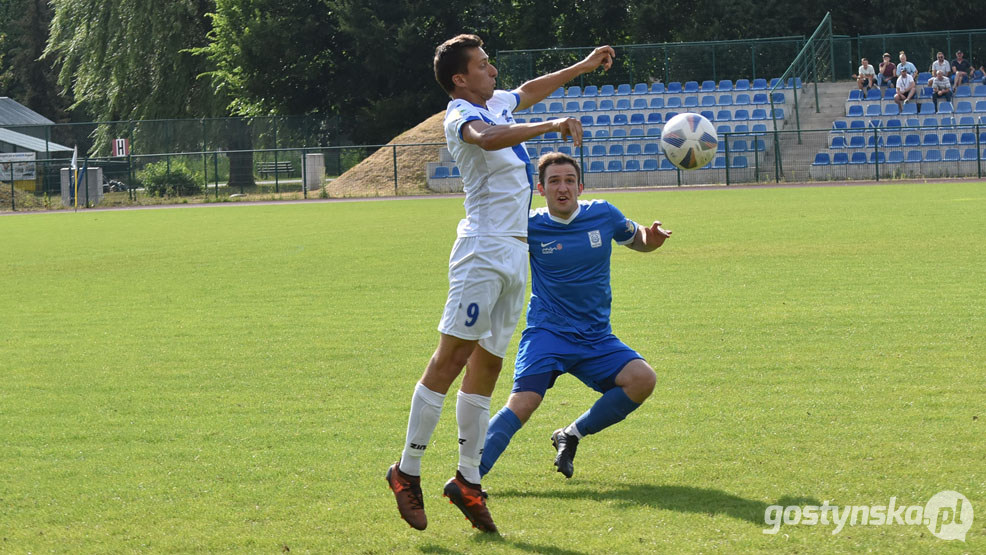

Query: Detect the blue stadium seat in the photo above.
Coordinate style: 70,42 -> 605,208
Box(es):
752,123 -> 768,135
667,82 -> 682,93
731,139 -> 748,152
719,80 -> 733,91
734,79 -> 750,91
539,146 -> 554,156
751,78 -> 767,90
658,158 -> 676,170
595,114 -> 611,126
848,120 -> 866,131
649,97 -> 665,109
580,115 -> 594,127
752,93 -> 769,105
961,148 -> 978,161
629,128 -> 644,137
974,85 -> 986,97
647,127 -> 661,138
632,98 -> 648,110
630,113 -> 645,125
701,110 -> 715,121
527,147 -> 537,158
883,104 -> 900,116
642,159 -> 659,171
954,85 -> 971,98
716,109 -> 732,121
632,83 -> 648,95
869,152 -> 886,164
564,101 -> 580,112
832,120 -> 848,131
624,159 -> 641,171
955,101 -> 973,114
769,77 -> 782,89
548,102 -> 563,113
848,135 -> 865,148
867,135 -> 884,147
644,143 -> 660,155
582,100 -> 597,111
922,134 -> 939,146
944,148 -> 961,161
734,124 -> 750,134
588,161 -> 605,172
683,96 -> 699,108
942,133 -> 957,145
832,152 -> 849,165
921,116 -> 938,128
599,99 -> 615,111
960,132 -> 976,145
647,112 -> 662,124
885,135 -> 902,148
450,166 -> 460,177
701,95 -> 716,107
626,143 -> 642,156
613,114 -> 628,125
617,83 -> 632,95
666,111 -> 679,121
751,109 -> 767,120
701,80 -> 716,92
901,103 -> 918,115
599,84 -> 615,96
605,160 -> 622,172
733,109 -> 750,121
716,124 -> 731,135
549,87 -> 564,98
595,129 -> 610,138
904,134 -> 920,146
583,85 -> 598,97
849,152 -> 867,165
432,166 -> 450,178
612,129 -> 627,138
543,132 -> 560,140
866,104 -> 882,117
830,136 -> 846,148
905,150 -> 922,163
734,93 -> 751,105
567,85 -> 581,97
731,156 -> 749,168
924,150 -> 942,162
848,105 -> 864,117
616,98 -> 630,110
532,103 -> 547,113
848,89 -> 862,101
866,88 -> 881,101
886,118 -> 902,128
684,81 -> 699,93
938,101 -> 954,114
919,102 -> 936,114
712,156 -> 727,169
651,82 -> 666,94
666,97 -> 682,108
718,94 -> 733,106
888,150 -> 904,163
590,145 -> 607,157
557,146 -> 573,155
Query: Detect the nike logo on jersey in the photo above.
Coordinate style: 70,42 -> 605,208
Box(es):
540,241 -> 557,247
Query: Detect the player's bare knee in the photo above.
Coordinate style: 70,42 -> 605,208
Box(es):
505,391 -> 542,424
618,360 -> 656,402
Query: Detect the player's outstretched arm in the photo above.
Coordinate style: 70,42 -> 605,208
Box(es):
514,46 -> 616,111
628,221 -> 672,252
462,117 -> 585,151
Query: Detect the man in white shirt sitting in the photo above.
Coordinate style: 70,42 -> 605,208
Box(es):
894,67 -> 916,110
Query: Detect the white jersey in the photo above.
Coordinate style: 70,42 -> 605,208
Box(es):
444,90 -> 533,238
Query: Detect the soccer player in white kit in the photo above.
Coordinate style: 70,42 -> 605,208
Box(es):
386,34 -> 615,533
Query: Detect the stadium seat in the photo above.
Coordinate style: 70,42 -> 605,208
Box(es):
632,83 -> 648,95
866,135 -> 884,147
548,102 -> 563,113
751,78 -> 767,90
769,77 -> 782,89
630,113 -> 645,125
865,88 -> 881,101
539,146 -> 554,156
849,152 -> 867,165
848,89 -> 862,101
716,110 -> 732,121
712,156 -> 727,169
612,129 -> 627,138
683,96 -> 699,108
624,159 -> 641,171
583,85 -> 598,97
958,116 -> 975,126
832,152 -> 849,165
599,99 -> 615,111
450,166 -> 460,177
944,148 -> 961,161
924,150 -> 942,162
649,97 -> 665,109
684,81 -> 699,93
904,134 -> 920,147
974,85 -> 986,97
647,112 -> 662,124
812,152 -> 831,166
651,82 -> 666,94
605,160 -> 622,172
701,95 -> 716,107
959,132 -> 976,145
922,134 -> 939,146
734,124 -> 750,134
564,101 -> 580,112
549,87 -> 564,98
942,133 -> 957,145
869,152 -> 886,164
921,116 -> 938,128
582,100 -> 597,111
955,101 -> 973,114
613,114 -> 628,125
543,132 -> 560,140
731,156 -> 749,168
557,146 -> 573,155
734,93 -> 751,105
647,125 -> 661,137
868,119 -> 882,129
735,79 -> 750,91
616,98 -> 630,110
885,88 -> 896,100
667,82 -> 682,93
629,128 -> 644,137
590,145 -> 606,157
731,139 -> 748,152
626,143 -> 642,156
617,83 -> 632,95
595,129 -> 610,138
701,80 -> 716,92
938,101 -> 954,114
866,104 -> 882,117
595,114 -> 611,126
642,159 -> 659,171
718,94 -> 733,106
920,102 -> 936,114
719,80 -> 733,91
733,109 -> 750,121
832,120 -> 848,131
752,123 -> 767,135
885,135 -> 902,148
752,93 -> 769,105
666,97 -> 682,108
567,86 -> 581,97
961,148 -> 978,161
580,115 -> 594,127
632,98 -> 648,110
849,135 -> 865,148
901,103 -> 918,115
751,109 -> 767,120
886,118 -> 902,128
588,161 -> 605,172
884,104 -> 900,116
954,85 -> 971,98
599,84 -> 615,96
644,143 -> 660,155
666,111 -> 679,121
532,103 -> 547,114
905,150 -> 923,163
848,120 -> 866,131
701,110 -> 715,121
716,124 -> 731,135
847,105 -> 864,117
660,158 -> 677,170
830,136 -> 846,148
888,150 -> 904,163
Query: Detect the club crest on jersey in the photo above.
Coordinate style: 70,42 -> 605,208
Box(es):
588,230 -> 602,248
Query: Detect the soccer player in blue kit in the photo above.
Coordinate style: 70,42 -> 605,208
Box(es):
386,35 -> 615,534
479,151 -> 672,481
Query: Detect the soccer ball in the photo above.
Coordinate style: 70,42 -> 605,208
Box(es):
660,113 -> 718,170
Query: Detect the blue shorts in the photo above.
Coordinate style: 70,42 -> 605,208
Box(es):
512,327 -> 644,397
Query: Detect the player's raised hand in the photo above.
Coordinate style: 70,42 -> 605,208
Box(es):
553,117 -> 584,147
644,221 -> 672,249
580,46 -> 616,73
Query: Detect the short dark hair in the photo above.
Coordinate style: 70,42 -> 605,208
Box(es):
434,34 -> 483,94
537,152 -> 581,185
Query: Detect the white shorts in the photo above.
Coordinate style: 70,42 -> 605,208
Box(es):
437,235 -> 528,358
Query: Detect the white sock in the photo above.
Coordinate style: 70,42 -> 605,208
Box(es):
399,383 -> 446,476
564,422 -> 584,439
456,391 -> 491,484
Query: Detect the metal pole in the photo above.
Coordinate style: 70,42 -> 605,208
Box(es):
724,133 -> 730,185
274,121 -> 280,194
7,163 -> 14,211
84,156 -> 90,207
977,123 -> 982,179
393,145 -> 399,194
873,127 -> 880,181
214,151 -> 220,198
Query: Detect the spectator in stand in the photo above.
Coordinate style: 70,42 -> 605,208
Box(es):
894,67 -> 916,110
878,53 -> 897,88
951,50 -> 972,88
929,51 -> 951,86
931,70 -> 953,111
853,58 -> 877,90
896,51 -> 917,82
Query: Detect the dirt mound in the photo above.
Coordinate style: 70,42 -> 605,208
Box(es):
324,111 -> 447,197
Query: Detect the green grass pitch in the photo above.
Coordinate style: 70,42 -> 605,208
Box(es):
1,182 -> 984,553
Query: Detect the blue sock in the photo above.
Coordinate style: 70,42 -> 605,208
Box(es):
573,387 -> 641,436
479,407 -> 522,477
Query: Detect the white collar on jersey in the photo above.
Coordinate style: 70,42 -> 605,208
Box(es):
547,203 -> 582,225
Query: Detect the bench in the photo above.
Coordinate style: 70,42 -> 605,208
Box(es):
257,161 -> 293,177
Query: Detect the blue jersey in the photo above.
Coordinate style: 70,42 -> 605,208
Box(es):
525,200 -> 637,337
